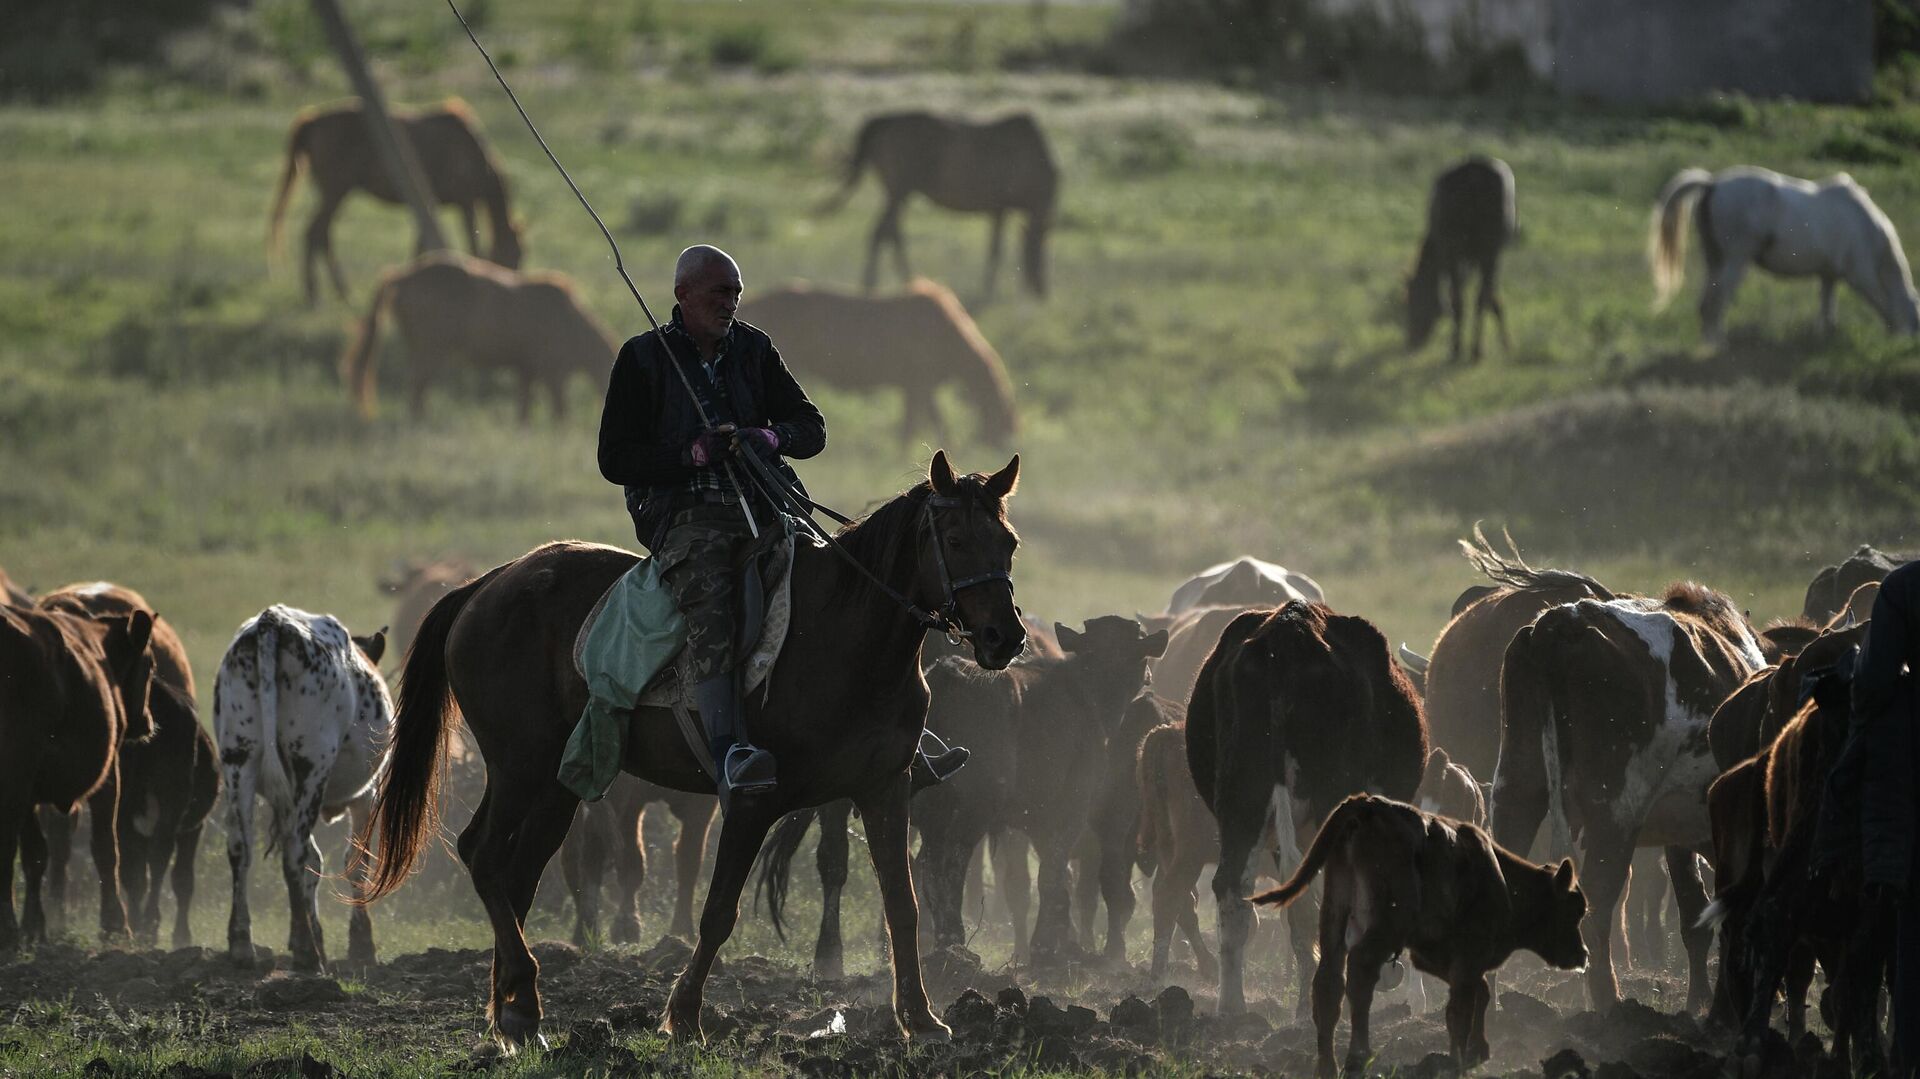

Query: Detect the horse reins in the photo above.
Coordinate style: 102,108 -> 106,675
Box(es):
447,0 -> 1010,642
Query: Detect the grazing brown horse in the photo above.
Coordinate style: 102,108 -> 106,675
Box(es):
0,603 -> 155,952
1407,156 -> 1516,363
737,280 -> 1019,446
340,251 -> 615,422
826,111 -> 1058,299
363,452 -> 1025,1047
269,97 -> 525,304
37,583 -> 218,948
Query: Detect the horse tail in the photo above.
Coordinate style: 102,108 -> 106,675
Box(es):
1250,794 -> 1365,907
359,567 -> 495,905
914,278 -> 1019,443
754,807 -> 818,942
819,116 -> 882,215
268,110 -> 314,261
1650,168 -> 1713,310
341,268 -> 398,418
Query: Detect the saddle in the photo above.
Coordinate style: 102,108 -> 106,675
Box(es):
561,537 -> 794,801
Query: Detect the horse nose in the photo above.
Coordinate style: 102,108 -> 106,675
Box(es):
978,625 -> 1005,650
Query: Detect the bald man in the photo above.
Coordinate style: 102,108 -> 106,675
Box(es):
598,245 -> 827,799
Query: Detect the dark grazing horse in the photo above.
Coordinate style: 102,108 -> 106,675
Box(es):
1407,156 -> 1515,363
825,111 -> 1059,299
362,452 -> 1025,1048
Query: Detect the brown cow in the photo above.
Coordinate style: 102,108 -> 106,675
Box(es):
1253,794 -> 1588,1078
1189,600 -> 1428,1014
735,280 -> 1019,446
0,603 -> 155,951
340,251 -> 615,422
269,97 -> 524,304
1136,711 -> 1223,982
1492,582 -> 1767,1012
37,583 -> 218,948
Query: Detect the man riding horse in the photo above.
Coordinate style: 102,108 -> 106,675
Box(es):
597,244 -> 967,801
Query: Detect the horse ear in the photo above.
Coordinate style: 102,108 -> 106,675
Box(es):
930,450 -> 959,495
985,454 -> 1020,499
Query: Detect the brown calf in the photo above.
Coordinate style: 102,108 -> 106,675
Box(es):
1254,795 -> 1589,1078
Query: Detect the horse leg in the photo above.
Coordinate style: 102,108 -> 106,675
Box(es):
1666,847 -> 1712,1013
87,762 -> 129,944
857,775 -> 951,1042
814,800 -> 850,978
223,757 -> 259,964
118,798 -> 154,948
1783,941 -> 1815,1042
171,823 -> 204,949
477,783 -> 580,1047
1471,261 -> 1496,362
460,203 -> 482,257
865,197 -> 903,293
1699,250 -> 1749,350
1447,265 -> 1467,364
669,798 -> 714,941
560,802 -> 603,949
875,197 -> 912,287
304,191 -> 350,305
663,799 -> 780,1041
344,798 -> 378,968
1819,275 -> 1838,335
1487,256 -> 1512,356
608,796 -> 645,947
18,808 -> 46,946
983,210 -> 1006,299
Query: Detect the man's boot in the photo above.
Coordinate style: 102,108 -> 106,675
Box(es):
694,674 -> 776,800
910,729 -> 970,793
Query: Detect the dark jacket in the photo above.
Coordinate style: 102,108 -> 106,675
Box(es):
597,312 -> 826,550
1854,561 -> 1920,890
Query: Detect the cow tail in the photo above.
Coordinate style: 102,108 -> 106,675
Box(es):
1490,623 -> 1555,854
1650,168 -> 1713,310
253,615 -> 286,854
267,111 -> 311,261
1250,794 -> 1364,907
1186,610 -> 1268,811
358,568 -> 496,904
753,807 -> 818,942
341,270 -> 397,419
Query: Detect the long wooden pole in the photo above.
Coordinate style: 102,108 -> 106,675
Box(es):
310,0 -> 448,253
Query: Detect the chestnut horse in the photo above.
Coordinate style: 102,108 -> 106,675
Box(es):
363,452 -> 1025,1047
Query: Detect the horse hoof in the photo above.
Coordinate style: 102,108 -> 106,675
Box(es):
494,1005 -> 542,1050
660,1013 -> 703,1042
902,1016 -> 951,1044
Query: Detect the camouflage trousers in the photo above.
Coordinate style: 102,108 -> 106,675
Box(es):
654,501 -> 768,683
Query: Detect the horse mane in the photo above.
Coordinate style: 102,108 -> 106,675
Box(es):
831,469 -> 1015,606
1458,523 -> 1612,598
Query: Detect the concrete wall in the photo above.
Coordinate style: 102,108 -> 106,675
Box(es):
1552,0 -> 1874,104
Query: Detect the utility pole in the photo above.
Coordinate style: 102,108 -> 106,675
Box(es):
309,0 -> 448,253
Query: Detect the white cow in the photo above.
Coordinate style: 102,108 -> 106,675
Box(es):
214,605 -> 391,971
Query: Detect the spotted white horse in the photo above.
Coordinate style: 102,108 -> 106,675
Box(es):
214,605 -> 391,971
1651,165 -> 1920,347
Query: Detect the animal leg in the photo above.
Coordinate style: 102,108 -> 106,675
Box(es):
17,809 -> 46,946
669,797 -> 714,941
1698,251 -> 1749,350
171,823 -> 204,949
813,800 -> 850,978
984,210 -> 1006,299
223,757 -> 259,964
1343,942 -> 1391,1077
486,784 -> 583,1046
995,833 -> 1033,965
515,371 -> 536,427
0,807 -> 24,952
662,798 -> 779,1042
607,793 -> 645,947
1467,973 -> 1494,1066
118,797 -> 155,947
304,190 -> 351,305
1471,261 -> 1501,362
878,198 -> 913,286
139,813 -> 173,948
344,798 -> 377,968
1028,831 -> 1078,967
1097,831 -> 1136,967
460,203 -> 482,257
560,800 -> 606,949
1783,941 -> 1815,1042
1212,803 -> 1264,1015
87,763 -> 129,944
866,197 -> 907,293
42,808 -> 73,935
1819,275 -> 1838,335
908,813 -> 975,954
856,775 -> 951,1043
1311,897 -> 1350,1079
1665,847 -> 1712,1013
1447,265 -> 1467,363
281,806 -> 328,972
1576,836 -> 1633,1011
1287,879 -> 1323,1017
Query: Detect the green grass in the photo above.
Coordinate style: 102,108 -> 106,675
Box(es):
6,2 -> 1920,1067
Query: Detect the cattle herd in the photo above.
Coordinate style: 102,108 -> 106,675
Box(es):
0,528 -> 1909,1072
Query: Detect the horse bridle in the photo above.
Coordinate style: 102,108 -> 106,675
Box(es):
922,493 -> 1015,644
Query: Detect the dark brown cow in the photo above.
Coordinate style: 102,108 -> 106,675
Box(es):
912,616 -> 1167,966
1189,600 -> 1428,1014
1802,545 -> 1904,624
0,603 -> 155,951
559,775 -> 716,947
1492,582 -> 1767,1012
1252,795 -> 1588,1078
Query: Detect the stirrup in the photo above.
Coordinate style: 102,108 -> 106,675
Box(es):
723,744 -> 778,795
911,730 -> 970,791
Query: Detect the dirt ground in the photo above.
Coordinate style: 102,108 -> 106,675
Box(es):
0,930 -> 1816,1078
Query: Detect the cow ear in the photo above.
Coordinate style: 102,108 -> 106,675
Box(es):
1144,628 -> 1170,658
930,450 -> 959,496
355,628 -> 388,666
984,454 -> 1020,499
1055,622 -> 1082,652
1554,858 -> 1577,890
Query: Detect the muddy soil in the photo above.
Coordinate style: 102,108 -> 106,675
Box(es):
0,939 -> 1796,1078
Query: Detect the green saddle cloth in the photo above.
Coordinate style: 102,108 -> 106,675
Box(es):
559,557 -> 686,802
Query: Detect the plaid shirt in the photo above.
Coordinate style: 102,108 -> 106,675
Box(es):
671,317 -> 737,499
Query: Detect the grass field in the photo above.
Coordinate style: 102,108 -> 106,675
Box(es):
5,0 -> 1920,1071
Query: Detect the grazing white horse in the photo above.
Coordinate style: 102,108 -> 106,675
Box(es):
1650,165 -> 1920,347
213,605 -> 391,971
